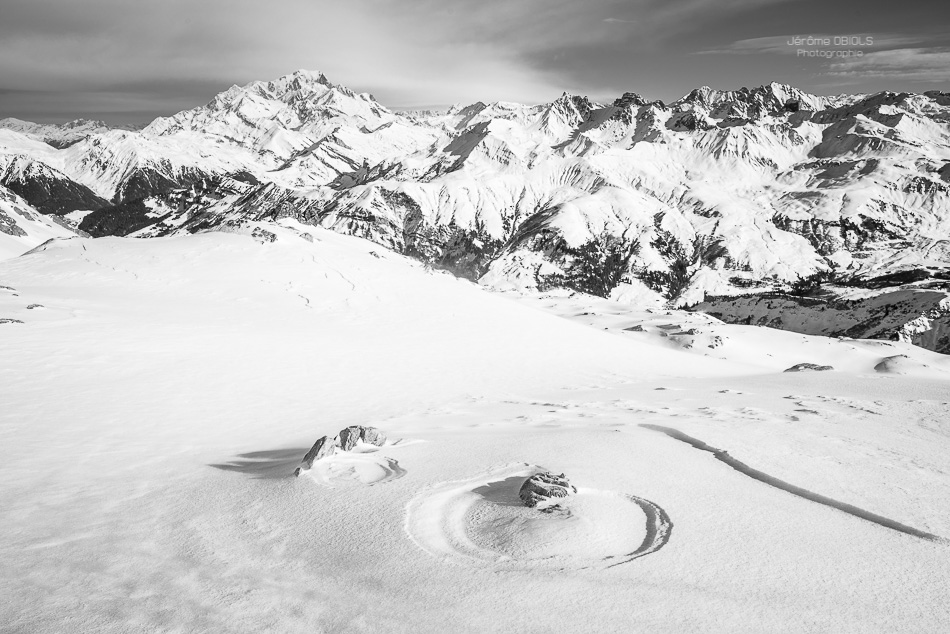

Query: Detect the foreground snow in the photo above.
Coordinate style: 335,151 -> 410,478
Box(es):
1,225 -> 948,632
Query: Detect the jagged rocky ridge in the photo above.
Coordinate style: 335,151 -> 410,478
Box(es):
1,71 -> 948,350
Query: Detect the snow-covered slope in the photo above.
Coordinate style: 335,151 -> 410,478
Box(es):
1,227 -> 948,632
0,185 -> 80,260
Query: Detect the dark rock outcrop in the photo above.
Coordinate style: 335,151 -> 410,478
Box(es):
295,425 -> 388,475
339,425 -> 387,450
694,288 -> 950,354
360,426 -> 386,446
294,435 -> 339,475
251,226 -> 277,243
784,363 -> 834,372
1,157 -> 109,216
519,472 -> 577,509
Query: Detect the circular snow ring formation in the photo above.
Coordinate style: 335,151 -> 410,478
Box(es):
404,464 -> 673,570
301,453 -> 407,487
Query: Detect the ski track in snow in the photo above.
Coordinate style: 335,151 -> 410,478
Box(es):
641,424 -> 945,543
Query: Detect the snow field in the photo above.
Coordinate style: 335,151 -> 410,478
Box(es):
1,225 -> 948,632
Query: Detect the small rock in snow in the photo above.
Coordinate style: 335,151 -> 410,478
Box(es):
338,426 -> 363,451
295,426 -> 388,475
339,425 -> 386,450
519,472 -> 577,509
360,426 -> 387,446
251,227 -> 277,243
295,435 -> 340,475
784,363 -> 834,372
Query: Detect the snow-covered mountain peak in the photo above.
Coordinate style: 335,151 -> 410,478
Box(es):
144,69 -> 393,142
666,82 -> 846,122
60,118 -> 110,130
3,73 -> 949,347
0,117 -> 114,148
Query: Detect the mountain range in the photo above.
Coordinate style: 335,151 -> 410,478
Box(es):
2,69 -> 948,351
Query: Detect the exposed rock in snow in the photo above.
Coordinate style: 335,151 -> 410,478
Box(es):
519,472 -> 577,509
784,363 -> 834,372
297,425 -> 388,474
359,426 -> 387,447
251,226 -> 277,243
295,435 -> 340,474
339,425 -> 387,451
338,427 -> 362,451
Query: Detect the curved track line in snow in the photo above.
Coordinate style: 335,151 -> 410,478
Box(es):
607,494 -> 674,567
641,424 -> 944,542
404,463 -> 673,570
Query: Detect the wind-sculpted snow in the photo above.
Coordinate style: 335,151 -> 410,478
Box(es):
405,464 -> 672,570
302,451 -> 407,488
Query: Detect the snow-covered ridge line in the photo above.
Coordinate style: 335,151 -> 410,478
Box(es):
2,70 -> 948,351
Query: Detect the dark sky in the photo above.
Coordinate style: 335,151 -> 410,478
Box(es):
1,0 -> 948,125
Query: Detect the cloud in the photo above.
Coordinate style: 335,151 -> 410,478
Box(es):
0,0 -> 659,120
825,47 -> 950,82
695,31 -> 950,85
1,0 -> 944,123
696,35 -> 798,56
696,34 -> 922,56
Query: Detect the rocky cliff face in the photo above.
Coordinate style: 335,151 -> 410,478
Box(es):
2,72 -> 948,350
696,285 -> 950,354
